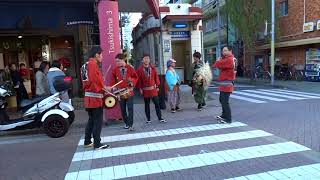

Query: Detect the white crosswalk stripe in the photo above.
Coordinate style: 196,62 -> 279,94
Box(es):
78,122 -> 247,146
226,163 -> 320,180
259,89 -> 320,99
233,91 -> 287,101
65,121 -> 319,180
213,89 -> 320,103
213,92 -> 266,103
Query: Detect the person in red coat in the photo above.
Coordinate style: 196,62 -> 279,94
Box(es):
212,46 -> 237,124
82,46 -> 111,149
110,53 -> 138,131
136,54 -> 166,124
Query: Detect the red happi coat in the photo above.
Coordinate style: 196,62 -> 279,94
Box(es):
109,64 -> 138,97
212,55 -> 236,93
136,65 -> 160,98
82,58 -> 105,108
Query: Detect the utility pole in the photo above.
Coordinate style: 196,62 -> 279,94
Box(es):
217,0 -> 221,58
270,0 -> 275,85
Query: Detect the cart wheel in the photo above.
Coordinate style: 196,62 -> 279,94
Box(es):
43,115 -> 69,138
68,111 -> 75,124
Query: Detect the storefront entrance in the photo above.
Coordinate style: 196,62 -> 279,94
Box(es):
171,40 -> 191,82
0,36 -> 76,97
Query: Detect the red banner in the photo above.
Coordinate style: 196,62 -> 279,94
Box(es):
98,0 -> 122,120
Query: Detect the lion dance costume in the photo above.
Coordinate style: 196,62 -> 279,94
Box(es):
192,61 -> 212,108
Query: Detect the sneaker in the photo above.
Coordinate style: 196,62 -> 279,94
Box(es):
219,119 -> 231,124
94,143 -> 110,149
202,102 -> 207,108
171,109 -> 176,113
84,142 -> 94,148
129,127 -> 135,131
219,119 -> 228,124
124,125 -> 130,129
216,116 -> 224,120
146,120 -> 151,124
176,107 -> 182,111
197,104 -> 203,111
159,119 -> 167,123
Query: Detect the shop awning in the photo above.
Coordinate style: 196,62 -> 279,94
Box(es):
162,15 -> 204,24
0,2 -> 94,29
257,37 -> 320,50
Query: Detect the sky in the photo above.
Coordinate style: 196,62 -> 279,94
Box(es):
130,13 -> 142,27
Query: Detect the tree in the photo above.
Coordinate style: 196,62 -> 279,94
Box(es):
222,0 -> 272,48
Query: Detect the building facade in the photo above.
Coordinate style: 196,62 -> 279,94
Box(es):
253,0 -> 320,81
132,3 -> 203,83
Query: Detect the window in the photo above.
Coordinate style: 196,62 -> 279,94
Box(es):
280,0 -> 288,16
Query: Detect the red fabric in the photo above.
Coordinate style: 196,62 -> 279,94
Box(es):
213,55 -> 236,92
19,68 -> 28,77
82,58 -> 105,108
109,64 -> 138,97
59,57 -> 71,68
136,65 -> 160,98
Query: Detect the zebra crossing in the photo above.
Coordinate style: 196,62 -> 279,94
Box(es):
213,89 -> 320,104
65,121 -> 320,180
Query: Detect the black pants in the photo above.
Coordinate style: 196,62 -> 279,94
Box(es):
120,97 -> 134,127
85,107 -> 103,147
144,96 -> 162,121
219,92 -> 232,122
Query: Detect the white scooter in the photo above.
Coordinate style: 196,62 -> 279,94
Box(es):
0,76 -> 75,138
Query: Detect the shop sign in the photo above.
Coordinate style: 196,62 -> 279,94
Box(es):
171,31 -> 190,39
317,20 -> 320,30
66,21 -> 93,26
42,45 -> 50,61
164,40 -> 171,52
303,22 -> 314,33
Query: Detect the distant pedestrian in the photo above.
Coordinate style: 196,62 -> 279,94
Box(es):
165,59 -> 182,113
212,46 -> 237,124
47,60 -> 69,102
35,61 -> 50,97
137,54 -> 166,124
10,63 -> 29,106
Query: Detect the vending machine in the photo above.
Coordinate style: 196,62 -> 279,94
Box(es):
305,48 -> 320,81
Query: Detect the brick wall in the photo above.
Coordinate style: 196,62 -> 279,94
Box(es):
278,0 -> 320,42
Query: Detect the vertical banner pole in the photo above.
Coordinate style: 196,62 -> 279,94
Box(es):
98,0 -> 122,121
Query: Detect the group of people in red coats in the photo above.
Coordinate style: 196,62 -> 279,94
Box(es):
81,47 -> 165,149
81,45 -> 236,149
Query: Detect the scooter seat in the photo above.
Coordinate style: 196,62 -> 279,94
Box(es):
20,96 -> 48,108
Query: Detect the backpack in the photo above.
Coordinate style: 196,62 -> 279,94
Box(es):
80,62 -> 89,82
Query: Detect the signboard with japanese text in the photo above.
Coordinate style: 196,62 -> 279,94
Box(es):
171,31 -> 190,39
